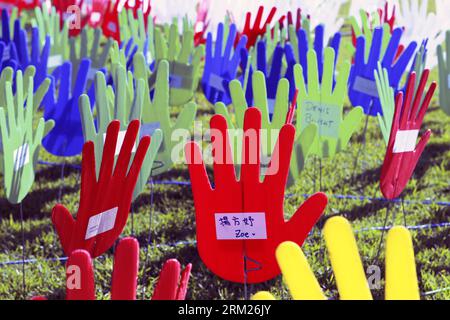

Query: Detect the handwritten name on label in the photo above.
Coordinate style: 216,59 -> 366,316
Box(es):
48,55 -> 63,68
393,129 -> 419,153
13,143 -> 30,171
103,130 -> 137,156
85,207 -> 118,240
140,122 -> 160,138
301,100 -> 341,137
209,73 -> 226,92
353,76 -> 379,98
215,213 -> 267,240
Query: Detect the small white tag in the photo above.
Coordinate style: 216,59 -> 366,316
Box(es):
13,143 -> 30,171
146,50 -> 152,62
103,130 -> 137,156
87,68 -> 98,81
353,76 -> 379,97
2,45 -> 10,61
209,73 -> 226,92
140,122 -> 160,138
48,55 -> 63,68
85,207 -> 118,240
267,98 -> 276,115
215,212 -> 267,240
393,130 -> 419,153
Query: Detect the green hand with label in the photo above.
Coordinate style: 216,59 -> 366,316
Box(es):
294,48 -> 363,159
151,20 -> 204,106
134,54 -> 197,176
0,70 -> 54,204
79,65 -> 162,201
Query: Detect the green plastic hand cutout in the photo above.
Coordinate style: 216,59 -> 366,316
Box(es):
69,28 -> 113,85
375,62 -> 395,146
437,30 -> 450,116
151,20 -> 205,106
0,70 -> 54,204
33,4 -> 69,69
134,54 -> 197,176
79,65 -> 162,201
294,48 -> 363,159
119,8 -> 154,61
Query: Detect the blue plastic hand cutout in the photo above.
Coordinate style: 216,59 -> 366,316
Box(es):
42,59 -> 97,157
348,27 -> 417,116
285,24 -> 341,100
202,23 -> 247,105
0,9 -> 19,71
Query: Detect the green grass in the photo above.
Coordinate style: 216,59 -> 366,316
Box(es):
0,4 -> 449,300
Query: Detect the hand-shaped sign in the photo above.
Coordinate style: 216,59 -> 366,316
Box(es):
134,55 -> 197,176
293,48 -> 363,159
252,216 -> 420,300
52,120 -> 150,257
202,22 -> 247,106
0,70 -> 53,204
380,70 -> 436,200
285,24 -> 341,100
348,27 -> 417,116
437,30 -> 450,116
42,59 -> 95,157
101,0 -> 121,42
35,237 -> 191,300
79,66 -> 162,201
150,20 -> 204,106
185,107 -> 327,283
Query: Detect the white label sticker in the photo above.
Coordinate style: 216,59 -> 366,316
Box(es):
48,55 -> 63,68
215,212 -> 267,240
140,122 -> 160,138
209,73 -> 226,92
87,68 -> 98,81
195,21 -> 204,33
13,143 -> 30,171
393,130 -> 419,153
85,207 -> 118,240
146,50 -> 152,62
353,76 -> 379,97
2,45 -> 10,61
103,130 -> 137,156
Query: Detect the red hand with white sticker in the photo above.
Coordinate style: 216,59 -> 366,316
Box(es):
380,70 -> 436,200
52,120 -> 150,257
185,108 -> 327,283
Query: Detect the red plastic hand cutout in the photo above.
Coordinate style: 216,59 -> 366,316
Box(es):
101,0 -> 121,42
378,1 -> 396,32
152,259 -> 192,300
185,107 -> 327,283
194,0 -> 209,46
237,6 -> 283,49
52,120 -> 150,258
380,70 -> 436,200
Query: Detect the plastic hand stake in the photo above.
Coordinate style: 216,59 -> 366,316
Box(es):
185,107 -> 328,283
437,30 -> 450,116
238,6 -> 278,49
202,22 -> 247,106
42,59 -> 95,157
134,56 -> 197,176
33,3 -> 69,68
52,120 -> 150,257
293,48 -> 363,159
69,28 -> 112,85
380,70 -> 436,200
285,24 -> 341,100
151,20 -> 204,106
14,23 -> 50,90
0,70 -> 53,204
252,216 -> 420,300
348,27 -> 417,116
79,66 -> 162,201
375,62 -> 395,146
119,8 -> 151,59
152,259 -> 192,300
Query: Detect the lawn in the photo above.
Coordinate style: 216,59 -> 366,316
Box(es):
0,2 -> 448,300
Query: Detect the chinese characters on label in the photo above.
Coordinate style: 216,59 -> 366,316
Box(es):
215,212 -> 267,240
